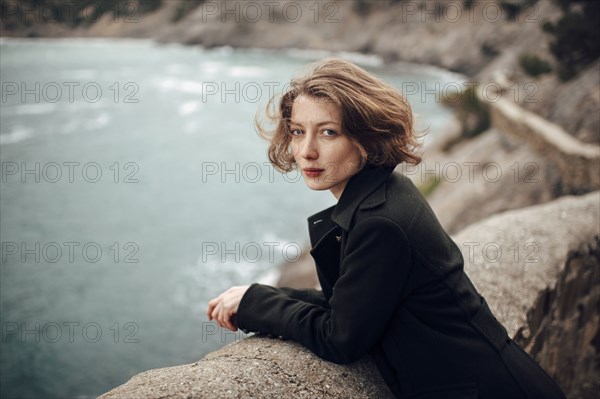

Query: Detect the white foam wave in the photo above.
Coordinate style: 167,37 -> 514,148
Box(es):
179,101 -> 201,116
86,113 -> 111,130
2,103 -> 58,116
334,51 -> 384,67
156,78 -> 204,94
388,60 -> 468,83
198,61 -> 225,77
285,47 -> 384,68
166,64 -> 187,75
0,126 -> 33,145
226,65 -> 267,78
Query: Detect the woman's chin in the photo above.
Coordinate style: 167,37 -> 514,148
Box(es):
303,180 -> 331,191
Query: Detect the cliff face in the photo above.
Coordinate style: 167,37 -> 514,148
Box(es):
516,236 -> 600,399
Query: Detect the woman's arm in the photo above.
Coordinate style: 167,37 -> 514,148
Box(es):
270,286 -> 329,308
207,286 -> 327,332
235,217 -> 413,364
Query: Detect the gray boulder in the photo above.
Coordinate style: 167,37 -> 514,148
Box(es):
99,335 -> 395,399
455,191 -> 600,339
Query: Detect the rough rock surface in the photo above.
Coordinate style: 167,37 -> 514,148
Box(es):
516,236 -> 600,399
99,336 -> 395,399
455,191 -> 600,339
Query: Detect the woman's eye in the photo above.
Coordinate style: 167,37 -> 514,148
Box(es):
322,129 -> 337,136
289,128 -> 302,136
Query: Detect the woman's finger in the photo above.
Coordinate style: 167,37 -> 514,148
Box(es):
222,303 -> 233,330
207,296 -> 220,307
217,301 -> 226,329
223,309 -> 235,331
207,302 -> 215,320
218,303 -> 227,329
211,303 -> 222,328
207,298 -> 216,320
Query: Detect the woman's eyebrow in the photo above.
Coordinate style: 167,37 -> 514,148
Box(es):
289,120 -> 339,127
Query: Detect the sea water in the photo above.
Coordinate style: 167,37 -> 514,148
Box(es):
0,38 -> 460,398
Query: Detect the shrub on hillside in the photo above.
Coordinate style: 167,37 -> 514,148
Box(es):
519,53 -> 553,77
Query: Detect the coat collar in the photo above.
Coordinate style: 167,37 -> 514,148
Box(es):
307,164 -> 396,245
331,163 -> 396,231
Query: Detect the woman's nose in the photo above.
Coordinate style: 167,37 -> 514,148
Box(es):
299,134 -> 318,160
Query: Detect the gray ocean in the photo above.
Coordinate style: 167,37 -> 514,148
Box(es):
0,38 -> 460,398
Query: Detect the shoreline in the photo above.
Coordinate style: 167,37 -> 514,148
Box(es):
0,36 -> 468,80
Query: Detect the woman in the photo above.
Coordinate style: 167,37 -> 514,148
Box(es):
207,58 -> 566,399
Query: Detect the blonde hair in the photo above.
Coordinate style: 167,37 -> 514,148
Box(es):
255,57 -> 423,172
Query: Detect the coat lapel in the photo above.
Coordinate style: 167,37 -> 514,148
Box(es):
306,164 -> 397,299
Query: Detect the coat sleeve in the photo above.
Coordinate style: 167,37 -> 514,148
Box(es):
235,216 -> 413,364
273,287 -> 329,308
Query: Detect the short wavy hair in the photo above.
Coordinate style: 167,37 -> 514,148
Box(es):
255,57 -> 423,173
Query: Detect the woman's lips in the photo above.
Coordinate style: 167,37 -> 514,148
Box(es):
303,168 -> 324,178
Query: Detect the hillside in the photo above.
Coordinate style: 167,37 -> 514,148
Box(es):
1,0 -> 598,143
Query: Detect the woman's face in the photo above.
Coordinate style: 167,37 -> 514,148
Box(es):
289,95 -> 363,200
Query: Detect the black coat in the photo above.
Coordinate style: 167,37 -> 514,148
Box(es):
235,164 -> 567,399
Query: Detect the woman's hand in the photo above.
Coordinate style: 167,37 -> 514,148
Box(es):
207,285 -> 251,331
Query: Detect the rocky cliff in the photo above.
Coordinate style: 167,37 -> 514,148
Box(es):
517,236 -> 600,399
